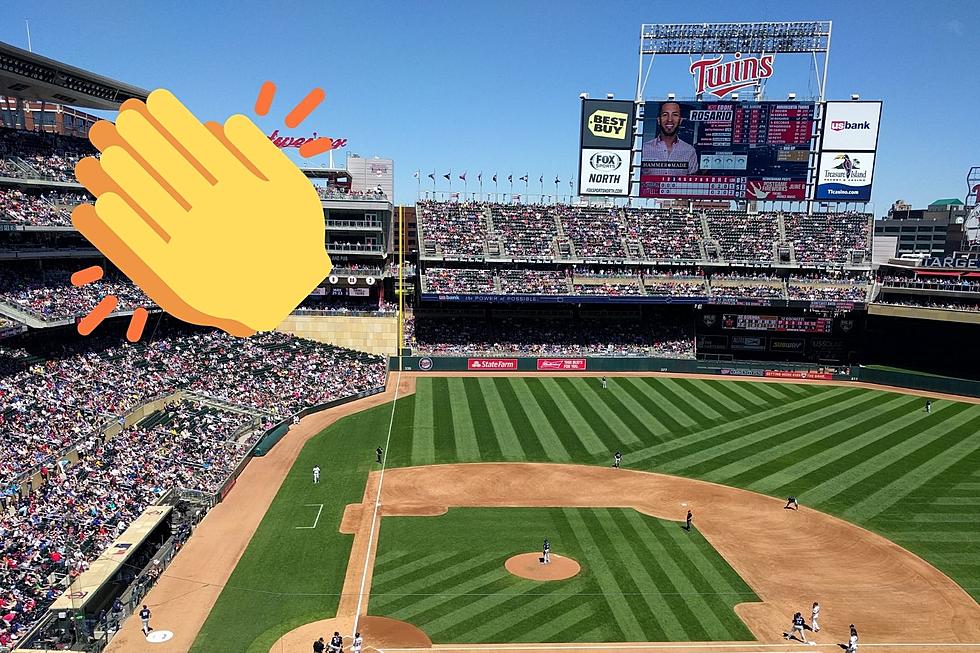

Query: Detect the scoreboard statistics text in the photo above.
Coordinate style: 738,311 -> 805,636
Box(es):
722,314 -> 832,333
640,101 -> 815,201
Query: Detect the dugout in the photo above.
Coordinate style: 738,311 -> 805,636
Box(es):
26,506 -> 172,650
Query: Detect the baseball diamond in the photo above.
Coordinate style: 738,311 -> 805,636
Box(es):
100,374 -> 979,653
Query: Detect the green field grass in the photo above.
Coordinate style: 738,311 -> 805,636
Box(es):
193,377 -> 980,652
371,508 -> 756,642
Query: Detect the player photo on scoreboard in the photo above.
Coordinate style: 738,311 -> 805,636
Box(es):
640,100 -> 815,201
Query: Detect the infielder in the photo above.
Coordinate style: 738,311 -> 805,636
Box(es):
811,601 -> 820,632
542,538 -> 551,564
613,451 -> 622,468
313,465 -> 321,484
376,446 -> 383,464
685,510 -> 693,531
785,496 -> 799,510
847,624 -> 859,652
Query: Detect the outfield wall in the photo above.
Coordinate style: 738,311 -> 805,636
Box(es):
854,366 -> 980,398
276,314 -> 398,355
393,356 -> 849,380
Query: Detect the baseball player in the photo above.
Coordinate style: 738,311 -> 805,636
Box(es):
601,376 -> 607,389
314,637 -> 326,653
542,538 -> 551,564
352,632 -> 363,653
313,465 -> 321,484
785,496 -> 799,510
785,611 -> 807,643
139,605 -> 152,636
925,400 -> 932,414
613,451 -> 622,468
811,602 -> 820,632
329,631 -> 344,653
376,446 -> 383,464
846,624 -> 859,652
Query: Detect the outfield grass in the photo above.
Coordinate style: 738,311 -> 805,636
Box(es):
371,508 -> 756,642
194,377 -> 980,652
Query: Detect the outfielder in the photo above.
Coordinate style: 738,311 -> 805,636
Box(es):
313,465 -> 321,484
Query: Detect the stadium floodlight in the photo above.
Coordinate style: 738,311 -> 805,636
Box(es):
787,92 -> 797,100
667,92 -> 676,100
731,93 -> 739,101
851,93 -> 860,100
606,92 -> 615,99
579,92 -> 589,99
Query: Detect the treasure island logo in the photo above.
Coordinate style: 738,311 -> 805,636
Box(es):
587,109 -> 630,141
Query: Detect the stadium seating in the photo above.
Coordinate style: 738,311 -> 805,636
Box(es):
498,269 -> 569,294
0,189 -> 87,228
0,264 -> 150,321
558,205 -> 628,259
490,204 -> 560,257
0,128 -> 95,183
625,208 -> 702,260
784,212 -> 871,264
705,211 -> 778,262
416,200 -> 487,257
423,267 -> 495,294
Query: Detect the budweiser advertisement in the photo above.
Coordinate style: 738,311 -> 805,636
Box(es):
467,358 -> 518,371
763,370 -> 833,381
640,100 -> 814,201
536,358 -> 588,371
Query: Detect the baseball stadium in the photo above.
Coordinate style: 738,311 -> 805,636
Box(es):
0,6 -> 979,653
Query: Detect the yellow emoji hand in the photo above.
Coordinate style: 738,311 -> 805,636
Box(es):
73,89 -> 331,336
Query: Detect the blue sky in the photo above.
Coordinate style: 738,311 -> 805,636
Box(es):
2,0 -> 976,211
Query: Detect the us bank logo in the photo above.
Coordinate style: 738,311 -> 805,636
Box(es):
830,120 -> 872,132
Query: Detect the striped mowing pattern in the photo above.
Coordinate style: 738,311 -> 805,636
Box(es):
370,508 -> 756,643
387,378 -> 980,610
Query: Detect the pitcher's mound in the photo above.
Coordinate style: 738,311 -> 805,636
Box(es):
505,552 -> 580,580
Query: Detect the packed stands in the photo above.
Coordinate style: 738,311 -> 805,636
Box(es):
410,312 -> 694,358
0,264 -> 150,321
423,267 -> 495,293
709,271 -> 786,299
558,205 -> 627,258
0,189 -> 88,227
490,204 -> 559,257
881,276 -> 980,292
417,200 -> 487,256
316,187 -> 387,201
625,208 -> 702,260
705,210 -> 778,262
784,211 -> 871,264
0,128 -> 95,182
875,297 -> 980,311
498,269 -> 568,294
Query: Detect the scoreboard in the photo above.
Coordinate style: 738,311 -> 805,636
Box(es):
722,314 -> 832,333
640,100 -> 815,201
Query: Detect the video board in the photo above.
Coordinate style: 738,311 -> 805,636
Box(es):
579,99 -> 635,196
722,314 -> 832,333
639,100 -> 815,200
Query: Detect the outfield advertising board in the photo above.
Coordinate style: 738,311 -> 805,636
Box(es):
467,358 -> 518,370
820,101 -> 882,151
815,151 -> 875,201
536,358 -> 588,371
579,149 -> 631,195
639,100 -> 815,200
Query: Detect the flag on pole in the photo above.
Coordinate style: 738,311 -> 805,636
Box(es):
508,174 -> 513,183
519,174 -> 528,182
554,175 -> 560,185
477,172 -> 482,183
539,175 -> 543,184
492,174 -> 497,183
428,172 -> 435,181
443,172 -> 451,181
413,170 -> 420,179
459,172 -> 466,181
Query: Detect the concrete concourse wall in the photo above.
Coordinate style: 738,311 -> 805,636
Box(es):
276,314 -> 398,355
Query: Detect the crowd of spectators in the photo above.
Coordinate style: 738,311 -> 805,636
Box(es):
295,297 -> 398,315
0,265 -> 150,321
0,398 -> 262,642
784,212 -> 871,264
558,206 -> 627,258
423,267 -> 494,294
880,275 -> 980,292
874,297 -> 980,312
410,312 -> 695,358
491,205 -> 559,257
710,283 -> 785,299
417,200 -> 488,256
0,189 -> 88,228
572,282 -> 642,296
788,284 -> 868,302
498,269 -> 568,294
625,208 -> 702,260
642,279 -> 708,297
316,186 -> 387,201
0,128 -> 95,182
706,211 -> 778,262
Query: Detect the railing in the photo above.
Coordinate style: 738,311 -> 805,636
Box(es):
327,243 -> 384,253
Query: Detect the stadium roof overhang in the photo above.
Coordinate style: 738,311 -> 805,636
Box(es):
0,40 -> 149,110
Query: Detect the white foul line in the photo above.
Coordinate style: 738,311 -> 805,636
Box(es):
295,503 -> 324,529
379,644 -> 980,651
351,369 -> 401,634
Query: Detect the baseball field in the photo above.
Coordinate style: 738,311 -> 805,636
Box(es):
109,374 -> 980,653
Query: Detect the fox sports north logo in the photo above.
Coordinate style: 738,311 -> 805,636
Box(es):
590,151 -> 622,171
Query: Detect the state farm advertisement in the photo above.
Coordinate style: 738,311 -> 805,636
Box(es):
467,358 -> 518,370
536,358 -> 588,371
763,370 -> 832,380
